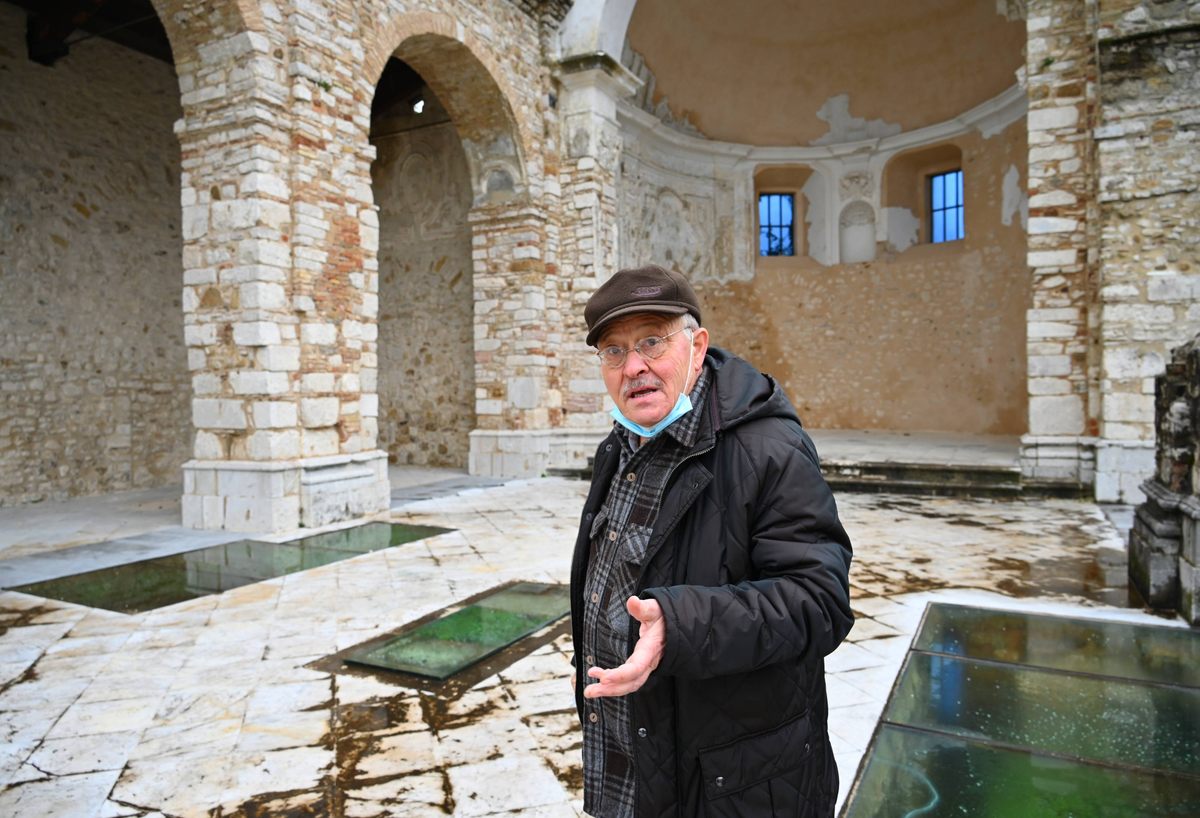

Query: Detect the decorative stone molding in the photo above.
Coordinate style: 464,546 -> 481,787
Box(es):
469,428 -> 609,478
616,83 -> 1027,282
182,450 -> 389,532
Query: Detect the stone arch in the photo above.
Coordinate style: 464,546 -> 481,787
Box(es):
146,0 -> 267,67
363,13 -> 529,204
559,0 -> 638,59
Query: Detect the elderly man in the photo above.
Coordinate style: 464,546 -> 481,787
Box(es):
569,265 -> 854,817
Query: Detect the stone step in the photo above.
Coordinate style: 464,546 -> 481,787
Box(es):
547,460 -> 1090,500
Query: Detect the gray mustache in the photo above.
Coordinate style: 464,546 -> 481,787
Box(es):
622,377 -> 664,398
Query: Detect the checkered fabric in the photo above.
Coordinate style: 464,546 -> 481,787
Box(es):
580,366 -> 711,818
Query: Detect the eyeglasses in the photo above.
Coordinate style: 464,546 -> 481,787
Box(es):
595,327 -> 689,368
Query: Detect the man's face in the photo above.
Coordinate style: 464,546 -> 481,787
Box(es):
598,313 -> 709,428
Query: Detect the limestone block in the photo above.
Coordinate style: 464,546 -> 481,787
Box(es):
194,431 -> 225,459
193,399 -> 247,430
1105,347 -> 1165,379
224,495 -> 300,533
257,345 -> 300,372
300,398 -> 339,428
248,426 -> 302,458
1147,275 -> 1200,303
181,494 -> 204,529
302,429 -> 340,457
301,373 -> 335,393
252,401 -> 297,429
1028,355 -> 1072,376
1027,249 -> 1077,268
335,373 -> 360,393
187,349 -> 207,371
233,322 -> 282,347
1029,395 -> 1083,435
240,282 -> 287,310
360,394 -> 378,418
1028,217 -> 1079,234
1129,513 -> 1180,608
508,377 -> 541,410
184,324 -> 219,347
301,323 -> 337,345
1104,392 -> 1155,424
192,373 -> 222,395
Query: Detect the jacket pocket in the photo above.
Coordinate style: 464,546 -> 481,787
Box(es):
697,710 -> 816,803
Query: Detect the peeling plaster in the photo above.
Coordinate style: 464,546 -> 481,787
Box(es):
811,94 -> 902,146
885,207 -> 921,253
802,173 -> 831,266
1001,164 -> 1028,229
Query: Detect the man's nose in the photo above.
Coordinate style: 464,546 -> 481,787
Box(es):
622,348 -> 649,377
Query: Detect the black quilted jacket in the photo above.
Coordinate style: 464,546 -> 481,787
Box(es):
570,347 -> 854,817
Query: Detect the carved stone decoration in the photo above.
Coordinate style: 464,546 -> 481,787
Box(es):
618,157 -> 722,282
1130,332 -> 1200,624
840,171 -> 873,200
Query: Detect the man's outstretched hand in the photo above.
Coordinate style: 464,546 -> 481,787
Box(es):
583,596 -> 665,698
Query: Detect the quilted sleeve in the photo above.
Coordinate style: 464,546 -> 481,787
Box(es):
642,425 -> 854,679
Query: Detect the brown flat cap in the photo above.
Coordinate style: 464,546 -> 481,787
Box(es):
584,265 -> 702,346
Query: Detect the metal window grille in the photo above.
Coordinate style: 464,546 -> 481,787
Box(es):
758,193 -> 795,256
930,170 -> 964,243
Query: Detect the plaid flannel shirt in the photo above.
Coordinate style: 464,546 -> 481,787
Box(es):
580,365 -> 711,818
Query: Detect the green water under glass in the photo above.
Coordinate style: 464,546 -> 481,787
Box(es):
844,603 -> 1200,817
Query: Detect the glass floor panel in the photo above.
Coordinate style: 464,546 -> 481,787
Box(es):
887,652 -> 1200,776
844,603 -> 1200,816
11,523 -> 450,614
343,582 -> 570,679
914,602 -> 1200,687
844,724 -> 1200,818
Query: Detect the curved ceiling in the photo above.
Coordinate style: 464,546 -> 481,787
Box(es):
625,0 -> 1025,146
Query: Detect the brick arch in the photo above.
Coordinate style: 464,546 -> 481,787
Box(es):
362,11 -> 530,201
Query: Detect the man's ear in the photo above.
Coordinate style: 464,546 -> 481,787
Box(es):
692,327 -> 709,371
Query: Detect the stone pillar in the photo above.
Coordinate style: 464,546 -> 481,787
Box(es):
1019,0 -> 1101,492
179,23 -> 388,533
1130,333 -> 1199,624
1093,1 -> 1200,503
557,54 -> 640,432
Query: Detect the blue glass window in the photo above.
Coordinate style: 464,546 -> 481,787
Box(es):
930,170 -> 964,243
758,193 -> 795,256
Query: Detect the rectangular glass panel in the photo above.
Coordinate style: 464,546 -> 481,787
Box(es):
343,582 -> 570,679
914,603 -> 1200,688
946,171 -> 958,207
888,652 -> 1200,775
932,174 -> 943,210
11,523 -> 451,614
957,206 -> 965,239
844,725 -> 1200,818
933,213 -> 944,243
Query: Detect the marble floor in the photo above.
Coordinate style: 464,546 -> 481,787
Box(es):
0,474 -> 1177,817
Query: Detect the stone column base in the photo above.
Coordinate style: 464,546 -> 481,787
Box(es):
1180,496 -> 1200,626
1129,480 -> 1183,608
1019,434 -> 1096,489
469,428 -> 609,478
182,450 -> 390,533
1094,440 -> 1156,504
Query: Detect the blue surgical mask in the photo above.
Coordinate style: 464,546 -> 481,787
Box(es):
610,392 -> 693,439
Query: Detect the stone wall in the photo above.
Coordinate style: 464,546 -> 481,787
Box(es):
1094,0 -> 1200,502
615,97 -> 1030,435
0,5 -> 188,505
372,120 -> 475,467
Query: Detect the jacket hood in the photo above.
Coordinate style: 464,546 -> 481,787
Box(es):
705,346 -> 802,432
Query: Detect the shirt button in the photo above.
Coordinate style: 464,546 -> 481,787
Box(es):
637,727 -> 648,738
626,472 -> 636,482
608,531 -> 617,541
588,712 -> 599,723
591,592 -> 600,604
715,776 -> 725,788
586,655 -> 595,666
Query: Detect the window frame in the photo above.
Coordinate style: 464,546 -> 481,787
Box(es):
928,169 -> 965,244
757,191 -> 797,257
